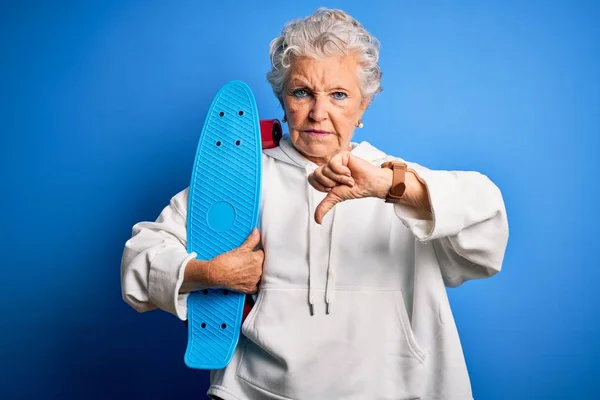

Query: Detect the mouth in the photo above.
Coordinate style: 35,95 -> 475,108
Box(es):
303,129 -> 332,137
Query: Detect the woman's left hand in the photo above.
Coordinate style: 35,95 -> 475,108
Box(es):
308,151 -> 393,224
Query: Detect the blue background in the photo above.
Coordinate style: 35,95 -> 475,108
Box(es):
1,0 -> 598,399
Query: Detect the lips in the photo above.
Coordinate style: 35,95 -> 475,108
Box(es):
303,129 -> 331,135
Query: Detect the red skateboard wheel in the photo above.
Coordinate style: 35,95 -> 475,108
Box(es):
260,119 -> 282,149
242,295 -> 254,322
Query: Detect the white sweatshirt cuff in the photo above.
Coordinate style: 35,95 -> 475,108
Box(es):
148,248 -> 197,320
393,168 -> 464,242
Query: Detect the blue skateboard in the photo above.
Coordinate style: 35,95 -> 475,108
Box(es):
184,80 -> 281,370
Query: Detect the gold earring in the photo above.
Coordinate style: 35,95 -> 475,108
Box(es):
282,115 -> 287,123
356,120 -> 364,128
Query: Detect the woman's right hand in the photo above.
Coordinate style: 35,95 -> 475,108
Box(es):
184,228 -> 264,294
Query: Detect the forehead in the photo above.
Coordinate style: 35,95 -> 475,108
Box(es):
287,55 -> 361,90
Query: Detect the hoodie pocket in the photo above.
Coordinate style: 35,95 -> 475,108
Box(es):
393,291 -> 427,363
236,289 -> 427,400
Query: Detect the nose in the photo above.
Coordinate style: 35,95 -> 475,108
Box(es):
309,96 -> 328,122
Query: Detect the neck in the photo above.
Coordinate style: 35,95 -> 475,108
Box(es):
301,145 -> 353,166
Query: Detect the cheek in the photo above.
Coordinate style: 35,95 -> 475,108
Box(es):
285,103 -> 306,140
287,102 -> 309,122
335,107 -> 359,128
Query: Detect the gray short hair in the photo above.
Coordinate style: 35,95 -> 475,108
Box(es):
267,7 -> 382,103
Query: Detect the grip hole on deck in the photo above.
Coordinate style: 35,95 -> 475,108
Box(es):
201,323 -> 206,328
216,141 -> 221,146
221,323 -> 227,329
235,140 -> 241,146
203,289 -> 208,295
238,110 -> 244,116
219,112 -> 224,117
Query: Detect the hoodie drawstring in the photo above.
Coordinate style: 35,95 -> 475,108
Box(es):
324,205 -> 337,314
306,165 -> 338,316
306,166 -> 317,316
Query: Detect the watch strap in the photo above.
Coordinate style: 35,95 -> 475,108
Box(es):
380,161 -> 408,203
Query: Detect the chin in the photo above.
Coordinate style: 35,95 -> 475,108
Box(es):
297,142 -> 336,161
290,132 -> 339,160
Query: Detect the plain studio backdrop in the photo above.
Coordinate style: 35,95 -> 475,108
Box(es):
1,1 -> 598,399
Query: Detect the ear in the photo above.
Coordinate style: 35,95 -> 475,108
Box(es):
278,96 -> 288,121
356,96 -> 371,122
278,95 -> 285,110
360,96 -> 372,112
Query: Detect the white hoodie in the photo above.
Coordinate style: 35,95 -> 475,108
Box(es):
121,135 -> 509,400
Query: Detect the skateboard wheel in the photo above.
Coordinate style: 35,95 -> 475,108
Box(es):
242,295 -> 254,322
260,119 -> 282,149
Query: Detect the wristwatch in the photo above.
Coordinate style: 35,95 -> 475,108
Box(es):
380,161 -> 408,203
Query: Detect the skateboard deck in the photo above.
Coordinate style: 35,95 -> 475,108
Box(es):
184,80 -> 268,370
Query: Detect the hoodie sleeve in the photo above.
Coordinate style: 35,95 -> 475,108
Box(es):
120,188 -> 197,320
391,159 -> 509,287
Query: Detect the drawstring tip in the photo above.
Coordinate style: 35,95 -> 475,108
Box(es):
326,303 -> 331,314
309,304 -> 314,316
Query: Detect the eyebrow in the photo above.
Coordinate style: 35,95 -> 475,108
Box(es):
287,78 -> 310,88
287,79 -> 349,92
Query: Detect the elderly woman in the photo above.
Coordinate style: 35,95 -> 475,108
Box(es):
121,7 -> 509,400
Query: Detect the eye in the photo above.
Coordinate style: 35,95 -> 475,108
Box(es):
292,89 -> 309,98
332,92 -> 348,100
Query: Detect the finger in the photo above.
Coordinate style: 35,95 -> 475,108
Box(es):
322,164 -> 354,187
329,152 -> 352,176
241,228 -> 261,249
314,192 -> 342,224
253,249 -> 265,263
308,172 -> 334,192
313,168 -> 340,188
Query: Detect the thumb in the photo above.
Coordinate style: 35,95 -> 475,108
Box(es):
314,192 -> 342,225
341,151 -> 351,168
241,228 -> 261,249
